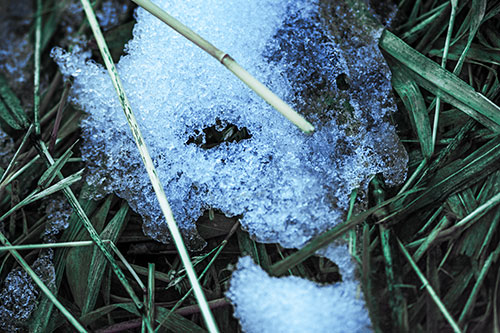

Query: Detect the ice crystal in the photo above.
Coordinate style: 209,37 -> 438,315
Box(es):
42,197 -> 72,242
0,252 -> 56,332
0,0 -> 34,95
0,129 -> 14,168
226,256 -> 371,333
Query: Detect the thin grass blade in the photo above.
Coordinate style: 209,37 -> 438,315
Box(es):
37,141 -> 77,189
82,203 -> 129,314
78,1 -> 218,331
380,30 -> 500,131
0,231 -> 87,332
130,0 -> 314,134
34,0 -> 42,135
397,238 -> 461,332
0,74 -> 29,129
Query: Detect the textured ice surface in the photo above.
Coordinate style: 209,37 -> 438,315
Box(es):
0,252 -> 56,332
53,0 -> 407,249
63,0 -> 130,34
42,197 -> 72,242
0,129 -> 14,168
0,0 -> 34,96
227,256 -> 371,333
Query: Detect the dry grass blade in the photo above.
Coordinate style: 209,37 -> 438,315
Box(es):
78,0 -> 219,331
130,0 -> 314,134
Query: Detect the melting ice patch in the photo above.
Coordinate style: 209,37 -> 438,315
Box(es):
53,0 -> 407,250
227,256 -> 372,333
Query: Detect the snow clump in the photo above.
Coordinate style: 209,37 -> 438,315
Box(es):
52,0 -> 407,331
226,255 -> 372,333
52,0 -> 407,250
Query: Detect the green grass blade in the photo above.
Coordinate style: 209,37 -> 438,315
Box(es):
0,231 -> 87,332
78,1 -> 218,331
380,30 -> 500,131
36,140 -> 144,310
0,240 -> 97,251
29,185 -> 99,332
393,136 -> 500,220
66,195 -> 113,309
0,154 -> 40,190
158,228 -> 236,332
429,39 -> 500,66
0,98 -> 24,130
50,302 -> 206,332
476,206 -> 500,260
82,203 -> 129,314
268,189 -> 421,276
437,191 -> 500,239
390,60 -> 432,158
107,240 -> 146,291
413,216 -> 450,261
431,0 -> 457,151
397,238 -> 461,333
37,141 -> 76,189
0,125 -> 34,184
452,0 -> 486,75
34,0 -> 42,135
0,169 -> 83,222
399,3 -> 448,43
494,266 -> 500,333
0,73 -> 29,129
147,263 -> 155,330
30,167 -> 83,197
458,240 -> 500,325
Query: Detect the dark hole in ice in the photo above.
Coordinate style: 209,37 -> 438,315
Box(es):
336,73 -> 350,90
196,208 -> 240,240
187,122 -> 252,149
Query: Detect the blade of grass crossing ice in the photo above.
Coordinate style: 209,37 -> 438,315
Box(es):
35,140 -> 144,313
78,1 -> 219,332
269,189 -> 421,276
130,0 -> 314,134
0,231 -> 87,332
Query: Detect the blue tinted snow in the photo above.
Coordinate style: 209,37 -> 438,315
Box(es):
53,0 -> 407,250
226,255 -> 372,333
